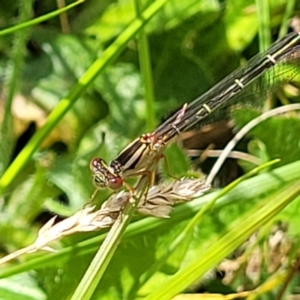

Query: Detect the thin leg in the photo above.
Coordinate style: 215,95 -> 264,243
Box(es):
124,169 -> 154,204
160,153 -> 180,181
90,188 -> 99,201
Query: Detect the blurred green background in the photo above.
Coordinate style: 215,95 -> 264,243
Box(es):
1,0 -> 300,299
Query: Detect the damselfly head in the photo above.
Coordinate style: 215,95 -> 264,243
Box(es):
90,157 -> 103,172
90,157 -> 124,190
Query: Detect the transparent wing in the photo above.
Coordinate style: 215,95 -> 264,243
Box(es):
154,32 -> 300,143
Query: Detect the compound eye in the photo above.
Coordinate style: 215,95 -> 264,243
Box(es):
108,176 -> 123,190
93,173 -> 108,188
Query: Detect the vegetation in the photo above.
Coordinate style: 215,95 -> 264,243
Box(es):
0,0 -> 300,299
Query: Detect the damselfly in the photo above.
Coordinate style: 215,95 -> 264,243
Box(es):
90,31 -> 300,193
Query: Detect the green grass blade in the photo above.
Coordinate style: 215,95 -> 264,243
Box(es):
145,180 -> 300,300
279,0 -> 297,37
70,176 -> 149,300
255,0 -> 271,51
137,160 -> 280,287
134,0 -> 156,130
0,0 -> 33,175
1,160 -> 300,279
0,1 -> 84,36
0,0 -> 171,195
